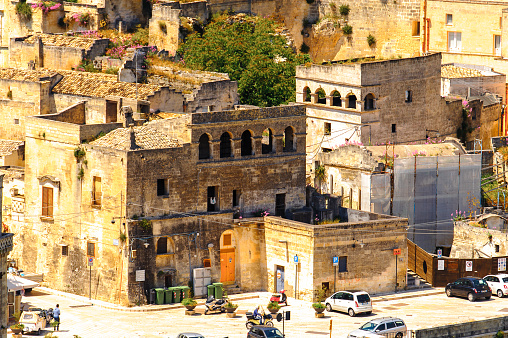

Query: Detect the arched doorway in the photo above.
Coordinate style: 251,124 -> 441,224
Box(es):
220,231 -> 236,283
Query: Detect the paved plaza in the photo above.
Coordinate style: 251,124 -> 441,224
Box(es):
8,287 -> 508,338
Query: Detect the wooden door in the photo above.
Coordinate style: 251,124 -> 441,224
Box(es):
220,248 -> 235,282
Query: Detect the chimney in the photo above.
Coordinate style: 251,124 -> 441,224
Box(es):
121,106 -> 134,127
34,36 -> 43,68
129,124 -> 137,149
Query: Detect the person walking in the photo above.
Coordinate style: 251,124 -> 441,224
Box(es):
53,304 -> 60,331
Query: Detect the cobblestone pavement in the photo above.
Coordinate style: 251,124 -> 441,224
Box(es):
9,287 -> 508,338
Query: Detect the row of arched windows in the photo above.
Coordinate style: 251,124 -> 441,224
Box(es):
199,127 -> 296,160
303,87 -> 376,110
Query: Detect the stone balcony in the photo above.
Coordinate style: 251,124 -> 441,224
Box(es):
0,233 -> 13,255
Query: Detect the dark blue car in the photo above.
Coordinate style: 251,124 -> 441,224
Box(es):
445,277 -> 492,301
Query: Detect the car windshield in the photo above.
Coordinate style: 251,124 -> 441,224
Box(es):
360,322 -> 377,331
502,277 -> 508,283
264,329 -> 284,338
23,314 -> 33,319
473,279 -> 487,286
357,294 -> 370,303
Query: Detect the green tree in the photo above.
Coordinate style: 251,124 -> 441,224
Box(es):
178,15 -> 310,107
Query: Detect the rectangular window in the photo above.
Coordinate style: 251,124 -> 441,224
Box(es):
223,234 -> 232,246
391,124 -> 396,133
203,259 -> 211,267
338,256 -> 347,272
405,90 -> 412,103
42,186 -> 53,217
448,32 -> 462,52
496,244 -> 500,253
412,21 -> 420,36
14,119 -> 19,125
324,122 -> 331,136
275,193 -> 286,217
322,148 -> 332,153
495,35 -> 501,56
92,176 -> 101,206
105,100 -> 118,123
87,242 -> 95,257
61,245 -> 68,256
232,189 -> 240,207
157,178 -> 169,196
207,186 -> 219,212
446,14 -> 453,25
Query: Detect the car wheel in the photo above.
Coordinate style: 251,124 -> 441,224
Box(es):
325,303 -> 332,312
396,333 -> 403,338
468,293 -> 475,302
348,308 -> 355,317
498,290 -> 504,298
204,309 -> 209,315
246,322 -> 253,330
446,288 -> 452,297
365,311 -> 372,315
38,328 -> 41,335
266,321 -> 274,327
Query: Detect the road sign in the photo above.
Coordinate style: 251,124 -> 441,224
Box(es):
136,269 -> 145,282
332,256 -> 339,266
437,249 -> 442,258
88,257 -> 93,266
393,248 -> 401,255
294,255 -> 299,264
465,260 -> 473,271
277,271 -> 281,279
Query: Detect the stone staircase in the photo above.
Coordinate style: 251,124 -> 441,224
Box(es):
406,269 -> 432,290
223,284 -> 243,296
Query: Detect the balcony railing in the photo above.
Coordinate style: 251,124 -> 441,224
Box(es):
0,233 -> 14,255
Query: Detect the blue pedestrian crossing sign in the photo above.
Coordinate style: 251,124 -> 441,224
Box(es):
437,249 -> 442,258
294,255 -> 299,264
333,256 -> 339,266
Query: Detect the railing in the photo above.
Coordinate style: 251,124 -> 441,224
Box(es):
0,232 -> 14,254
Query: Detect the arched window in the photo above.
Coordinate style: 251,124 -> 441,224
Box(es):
157,237 -> 167,254
364,93 -> 375,110
199,134 -> 211,159
241,130 -> 253,156
347,94 -> 357,109
316,88 -> 326,104
304,87 -> 311,102
283,126 -> 296,152
262,128 -> 274,154
331,91 -> 341,106
220,132 -> 232,158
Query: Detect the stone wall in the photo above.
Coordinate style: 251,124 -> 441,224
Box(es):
450,221 -> 508,259
0,233 -> 14,338
186,80 -> 239,113
264,213 -> 408,302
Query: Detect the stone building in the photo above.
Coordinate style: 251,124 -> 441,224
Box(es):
264,209 -> 408,301
0,174 -> 14,338
0,140 -> 23,167
450,221 -> 508,259
8,103 -> 307,305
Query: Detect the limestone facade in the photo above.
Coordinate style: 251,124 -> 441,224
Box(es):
264,210 -> 408,302
450,221 -> 508,259
1,173 -> 14,338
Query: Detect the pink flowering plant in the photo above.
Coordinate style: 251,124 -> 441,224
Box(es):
105,34 -> 153,59
411,150 -> 427,157
31,1 -> 61,13
71,30 -> 101,39
254,209 -> 270,217
451,210 -> 466,221
72,12 -> 91,27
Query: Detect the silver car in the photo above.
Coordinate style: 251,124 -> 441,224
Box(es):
324,290 -> 372,317
348,317 -> 407,338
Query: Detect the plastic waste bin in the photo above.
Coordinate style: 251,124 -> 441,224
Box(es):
164,288 -> 173,304
213,282 -> 223,299
207,284 -> 215,298
181,286 -> 190,299
155,288 -> 165,305
173,286 -> 182,303
149,289 -> 156,304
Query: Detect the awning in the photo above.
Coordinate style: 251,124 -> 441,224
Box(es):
7,274 -> 40,292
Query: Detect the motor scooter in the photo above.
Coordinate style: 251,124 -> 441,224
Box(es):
204,295 -> 226,315
245,312 -> 274,329
270,289 -> 288,306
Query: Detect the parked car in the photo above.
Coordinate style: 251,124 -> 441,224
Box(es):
445,277 -> 492,301
483,274 -> 508,297
176,333 -> 205,338
324,290 -> 372,317
19,310 -> 46,335
247,326 -> 284,338
348,317 -> 407,338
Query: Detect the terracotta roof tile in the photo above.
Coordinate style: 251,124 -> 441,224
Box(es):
52,70 -> 161,100
90,126 -> 180,150
0,140 -> 23,156
24,34 -> 100,50
0,68 -> 58,82
441,65 -> 483,79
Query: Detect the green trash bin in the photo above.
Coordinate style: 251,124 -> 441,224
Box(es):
164,288 -> 173,304
155,288 -> 165,305
181,286 -> 190,299
213,282 -> 223,299
173,286 -> 182,303
207,284 -> 215,298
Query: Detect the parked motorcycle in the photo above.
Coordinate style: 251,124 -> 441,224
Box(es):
270,290 -> 288,306
245,312 -> 274,329
204,295 -> 226,315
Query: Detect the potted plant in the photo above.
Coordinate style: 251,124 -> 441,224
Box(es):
312,301 -> 326,313
224,300 -> 238,313
181,297 -> 197,311
10,323 -> 24,335
267,301 -> 281,314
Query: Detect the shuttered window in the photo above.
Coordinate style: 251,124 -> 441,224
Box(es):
42,187 -> 53,217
